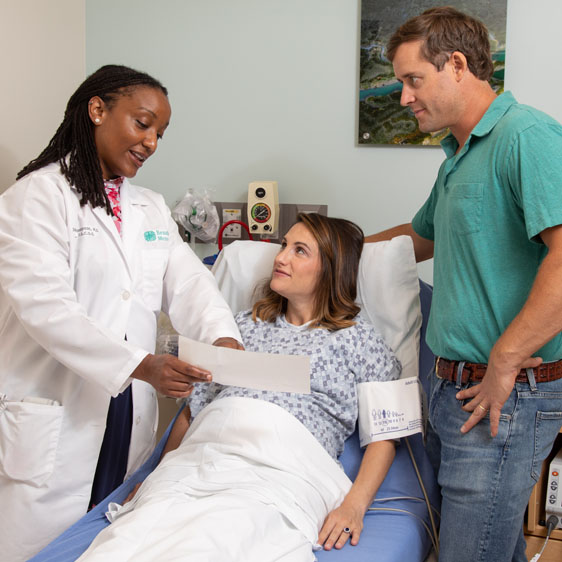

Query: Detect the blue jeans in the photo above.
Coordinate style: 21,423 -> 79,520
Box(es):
426,369 -> 562,562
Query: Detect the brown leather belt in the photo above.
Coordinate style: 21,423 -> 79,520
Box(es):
435,357 -> 562,385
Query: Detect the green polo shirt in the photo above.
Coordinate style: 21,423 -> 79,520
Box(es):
413,92 -> 562,362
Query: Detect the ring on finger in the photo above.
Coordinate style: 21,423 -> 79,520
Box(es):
477,404 -> 488,413
342,527 -> 351,534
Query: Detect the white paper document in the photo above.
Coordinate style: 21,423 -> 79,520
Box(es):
357,378 -> 423,444
178,336 -> 311,394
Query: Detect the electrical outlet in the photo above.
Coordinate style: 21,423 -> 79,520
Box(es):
222,208 -> 242,238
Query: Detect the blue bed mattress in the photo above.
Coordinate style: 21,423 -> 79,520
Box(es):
32,281 -> 440,562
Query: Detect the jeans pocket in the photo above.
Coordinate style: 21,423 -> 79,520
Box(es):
0,397 -> 63,485
428,376 -> 446,427
532,411 -> 562,481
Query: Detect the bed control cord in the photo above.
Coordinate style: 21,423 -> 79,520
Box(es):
529,515 -> 559,562
403,436 -> 440,557
372,496 -> 441,520
367,437 -> 441,557
367,506 -> 438,554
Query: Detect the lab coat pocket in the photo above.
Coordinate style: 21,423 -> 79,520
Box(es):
141,249 -> 168,310
0,397 -> 63,486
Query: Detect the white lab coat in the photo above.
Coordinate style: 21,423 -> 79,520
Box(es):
0,163 -> 241,561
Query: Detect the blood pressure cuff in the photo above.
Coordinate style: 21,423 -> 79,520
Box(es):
357,378 -> 423,447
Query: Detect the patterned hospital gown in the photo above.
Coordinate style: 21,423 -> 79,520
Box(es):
187,311 -> 401,460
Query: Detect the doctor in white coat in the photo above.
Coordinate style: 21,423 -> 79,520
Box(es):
0,65 -> 242,562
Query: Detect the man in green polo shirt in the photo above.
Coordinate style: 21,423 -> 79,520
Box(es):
367,7 -> 562,562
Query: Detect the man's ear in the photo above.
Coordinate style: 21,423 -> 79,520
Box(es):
450,51 -> 469,81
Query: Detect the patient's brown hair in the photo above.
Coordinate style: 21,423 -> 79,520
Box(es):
252,213 -> 364,331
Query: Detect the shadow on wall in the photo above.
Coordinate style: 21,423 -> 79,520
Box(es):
0,146 -> 21,194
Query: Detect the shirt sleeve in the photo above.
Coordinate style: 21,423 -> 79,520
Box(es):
412,179 -> 439,242
507,121 -> 562,241
352,321 -> 402,384
186,381 -> 226,421
161,202 -> 242,344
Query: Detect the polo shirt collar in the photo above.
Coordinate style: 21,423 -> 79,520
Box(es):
441,91 -> 517,158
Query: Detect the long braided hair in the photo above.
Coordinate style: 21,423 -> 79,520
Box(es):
17,65 -> 168,214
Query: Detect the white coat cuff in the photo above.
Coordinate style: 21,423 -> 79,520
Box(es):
113,349 -> 150,397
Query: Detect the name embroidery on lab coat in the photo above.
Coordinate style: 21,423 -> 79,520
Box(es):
144,229 -> 169,242
73,226 -> 100,238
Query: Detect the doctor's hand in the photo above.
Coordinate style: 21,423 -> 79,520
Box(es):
212,337 -> 244,350
318,501 -> 364,550
132,353 -> 212,398
456,354 -> 542,437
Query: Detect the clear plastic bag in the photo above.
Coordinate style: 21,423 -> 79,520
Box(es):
171,188 -> 219,243
156,334 -> 179,357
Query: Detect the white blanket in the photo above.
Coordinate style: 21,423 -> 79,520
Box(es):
78,397 -> 352,562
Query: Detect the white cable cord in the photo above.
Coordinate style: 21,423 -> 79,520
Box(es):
529,515 -> 559,562
372,496 -> 441,519
529,536 -> 550,562
403,436 -> 440,556
366,506 -> 439,554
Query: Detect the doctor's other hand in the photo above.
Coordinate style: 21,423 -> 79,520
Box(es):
318,502 -> 364,551
132,353 -> 212,398
212,337 -> 244,351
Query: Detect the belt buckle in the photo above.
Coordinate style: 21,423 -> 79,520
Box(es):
435,357 -> 441,378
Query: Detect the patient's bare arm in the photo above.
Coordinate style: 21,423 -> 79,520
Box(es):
317,439 -> 396,550
161,405 -> 191,458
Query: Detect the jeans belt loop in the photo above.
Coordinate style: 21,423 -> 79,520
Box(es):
455,361 -> 466,389
526,367 -> 537,392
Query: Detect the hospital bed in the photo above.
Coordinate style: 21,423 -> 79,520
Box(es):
32,237 -> 440,562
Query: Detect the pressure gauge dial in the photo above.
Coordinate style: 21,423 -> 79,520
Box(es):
250,202 -> 271,224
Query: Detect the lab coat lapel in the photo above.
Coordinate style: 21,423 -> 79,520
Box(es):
89,189 -> 132,279
120,179 -> 147,267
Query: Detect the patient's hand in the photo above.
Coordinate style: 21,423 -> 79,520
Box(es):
123,482 -> 142,504
318,501 -> 364,550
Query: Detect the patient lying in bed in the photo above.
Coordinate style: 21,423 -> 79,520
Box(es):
78,214 -> 405,562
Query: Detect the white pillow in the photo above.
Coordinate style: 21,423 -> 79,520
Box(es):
212,236 -> 421,379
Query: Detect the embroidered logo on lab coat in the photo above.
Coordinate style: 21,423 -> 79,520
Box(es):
144,230 -> 169,242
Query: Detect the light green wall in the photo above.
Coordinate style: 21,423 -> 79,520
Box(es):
85,0 -> 562,279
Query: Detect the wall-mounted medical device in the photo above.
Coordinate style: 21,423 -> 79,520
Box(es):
545,446 -> 562,529
247,181 -> 279,235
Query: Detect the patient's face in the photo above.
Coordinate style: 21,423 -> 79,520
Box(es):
270,223 -> 321,305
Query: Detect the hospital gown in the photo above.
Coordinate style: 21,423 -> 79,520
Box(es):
78,313 -> 401,562
188,310 -> 402,459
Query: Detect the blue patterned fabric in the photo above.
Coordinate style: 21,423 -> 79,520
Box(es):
187,311 -> 401,460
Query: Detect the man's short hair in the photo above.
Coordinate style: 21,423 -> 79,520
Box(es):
387,6 -> 494,81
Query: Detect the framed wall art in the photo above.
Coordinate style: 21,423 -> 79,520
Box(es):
358,0 -> 507,146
